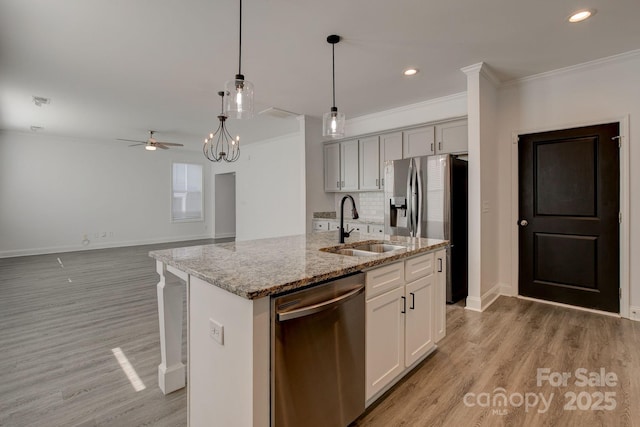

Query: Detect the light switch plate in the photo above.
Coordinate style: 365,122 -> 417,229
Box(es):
209,318 -> 224,345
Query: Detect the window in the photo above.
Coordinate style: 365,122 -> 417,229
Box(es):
172,163 -> 203,221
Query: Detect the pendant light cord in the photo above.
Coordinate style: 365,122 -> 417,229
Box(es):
238,0 -> 242,75
332,42 -> 336,109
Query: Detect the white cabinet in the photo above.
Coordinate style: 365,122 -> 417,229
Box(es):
359,136 -> 381,190
324,143 -> 341,192
404,126 -> 435,157
365,252 -> 438,402
365,286 -> 405,400
434,249 -> 447,342
405,275 -> 435,367
381,132 -> 403,162
324,140 -> 359,192
341,140 -> 359,191
435,119 -> 468,154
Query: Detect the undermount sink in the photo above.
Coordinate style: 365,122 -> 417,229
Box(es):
351,243 -> 406,253
320,241 -> 407,257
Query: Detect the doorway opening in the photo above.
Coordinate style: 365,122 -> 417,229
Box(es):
215,173 -> 236,240
517,122 -> 620,313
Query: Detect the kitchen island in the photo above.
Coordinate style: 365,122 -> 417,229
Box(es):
150,232 -> 447,427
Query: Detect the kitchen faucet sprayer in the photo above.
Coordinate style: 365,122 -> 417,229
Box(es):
340,195 -> 359,243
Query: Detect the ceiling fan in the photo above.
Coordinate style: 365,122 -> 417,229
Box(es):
117,130 -> 184,151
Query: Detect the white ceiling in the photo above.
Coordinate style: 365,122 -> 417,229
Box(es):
1,0 -> 639,150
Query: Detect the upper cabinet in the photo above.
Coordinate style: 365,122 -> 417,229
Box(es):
435,119 -> 468,155
324,143 -> 341,192
341,140 -> 359,191
359,136 -> 381,191
404,126 -> 435,157
323,119 -> 468,192
324,140 -> 359,192
380,132 -> 403,162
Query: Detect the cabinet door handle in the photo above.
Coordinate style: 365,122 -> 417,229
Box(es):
376,178 -> 379,186
439,141 -> 442,151
337,180 -> 340,188
438,258 -> 443,272
381,178 -> 384,186
409,292 -> 415,310
430,143 -> 434,152
401,296 -> 406,314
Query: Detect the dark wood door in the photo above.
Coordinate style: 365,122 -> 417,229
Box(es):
518,123 -> 620,312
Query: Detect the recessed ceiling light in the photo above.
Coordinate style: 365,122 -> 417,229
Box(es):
568,9 -> 596,23
403,68 -> 419,76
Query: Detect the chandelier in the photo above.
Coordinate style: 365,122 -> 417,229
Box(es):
203,91 -> 240,162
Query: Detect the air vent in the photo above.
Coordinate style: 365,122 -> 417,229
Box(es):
32,96 -> 51,107
258,107 -> 299,119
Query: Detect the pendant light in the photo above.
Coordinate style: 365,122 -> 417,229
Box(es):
323,34 -> 345,138
225,0 -> 254,119
203,91 -> 240,162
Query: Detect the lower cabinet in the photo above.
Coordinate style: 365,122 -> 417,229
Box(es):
365,251 -> 445,402
434,249 -> 447,342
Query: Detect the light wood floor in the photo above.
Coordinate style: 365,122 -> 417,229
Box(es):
1,242 -> 638,427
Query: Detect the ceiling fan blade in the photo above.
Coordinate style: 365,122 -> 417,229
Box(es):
155,144 -> 170,150
128,143 -> 146,147
117,138 -> 146,143
156,142 -> 184,146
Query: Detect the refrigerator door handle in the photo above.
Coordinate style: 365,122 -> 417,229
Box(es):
443,155 -> 452,241
414,160 -> 423,237
406,159 -> 414,236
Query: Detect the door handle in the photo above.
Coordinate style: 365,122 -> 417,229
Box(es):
519,219 -> 529,227
401,296 -> 406,314
277,286 -> 364,321
438,258 -> 443,272
409,292 -> 415,310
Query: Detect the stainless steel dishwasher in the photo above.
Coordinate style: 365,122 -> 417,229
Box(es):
272,273 -> 365,427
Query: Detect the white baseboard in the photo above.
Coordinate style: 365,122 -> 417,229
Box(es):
630,306 -> 640,321
465,283 -> 503,312
0,234 -> 214,258
214,232 -> 236,239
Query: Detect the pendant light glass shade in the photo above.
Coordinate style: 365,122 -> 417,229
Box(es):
226,0 -> 254,119
323,107 -> 345,138
225,74 -> 254,119
323,35 -> 345,138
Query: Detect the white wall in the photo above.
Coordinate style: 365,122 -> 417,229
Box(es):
305,116 -> 334,231
212,122 -> 306,241
0,131 -> 212,257
344,92 -> 467,137
214,172 -> 236,238
495,50 -> 640,314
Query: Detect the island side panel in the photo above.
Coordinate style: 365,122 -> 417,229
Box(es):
156,260 -> 186,394
188,276 -> 269,427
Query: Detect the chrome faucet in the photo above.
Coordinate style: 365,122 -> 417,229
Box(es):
339,195 -> 359,243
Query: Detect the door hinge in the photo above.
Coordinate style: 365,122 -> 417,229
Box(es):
619,212 -> 622,224
612,135 -> 621,148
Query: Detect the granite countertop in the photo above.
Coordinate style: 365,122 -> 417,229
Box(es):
149,232 -> 448,300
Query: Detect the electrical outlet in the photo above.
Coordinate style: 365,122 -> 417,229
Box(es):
209,318 -> 224,345
631,307 -> 640,321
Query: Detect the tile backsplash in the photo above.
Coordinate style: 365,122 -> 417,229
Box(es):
334,192 -> 384,223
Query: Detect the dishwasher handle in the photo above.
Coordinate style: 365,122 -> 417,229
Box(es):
277,286 -> 364,322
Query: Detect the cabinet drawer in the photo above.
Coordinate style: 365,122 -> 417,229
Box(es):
404,252 -> 435,282
365,262 -> 404,300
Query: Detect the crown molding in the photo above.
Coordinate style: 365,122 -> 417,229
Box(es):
501,48 -> 640,88
460,62 -> 501,87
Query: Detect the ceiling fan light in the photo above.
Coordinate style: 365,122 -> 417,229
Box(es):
145,145 -> 157,151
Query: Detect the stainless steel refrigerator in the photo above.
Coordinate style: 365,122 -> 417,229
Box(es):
384,154 -> 468,303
